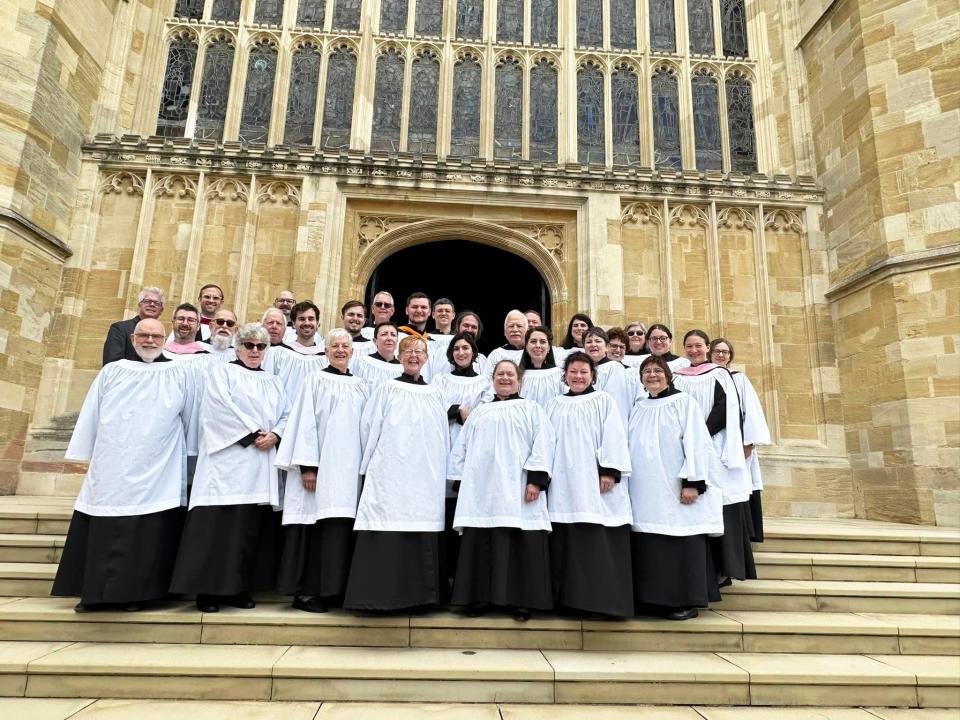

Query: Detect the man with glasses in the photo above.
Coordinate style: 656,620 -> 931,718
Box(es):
164,303 -> 208,358
200,309 -> 239,361
361,291 -> 395,339
102,286 -> 166,365
195,284 -> 224,340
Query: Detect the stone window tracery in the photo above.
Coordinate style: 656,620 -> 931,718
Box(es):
450,53 -> 482,157
692,69 -> 722,170
195,37 -> 235,142
494,57 -> 523,159
721,0 -> 749,57
156,35 -> 197,138
296,0 -> 326,26
284,44 -> 321,145
456,0 -> 484,40
577,0 -> 603,48
497,0 -> 524,43
649,0 -> 677,53
530,0 -> 558,45
612,64 -> 640,167
415,0 -> 443,36
687,0 -> 715,54
652,66 -> 681,169
577,61 -> 605,165
610,0 -> 638,50
333,0 -> 362,31
211,0 -> 242,23
173,0 -> 203,19
407,51 -> 440,154
371,48 -> 406,153
239,40 -> 279,144
726,72 -> 756,172
380,0 -> 408,33
254,0 -> 284,24
529,58 -> 558,162
320,45 -> 357,150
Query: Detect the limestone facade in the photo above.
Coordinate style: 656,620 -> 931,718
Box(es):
0,0 -> 956,525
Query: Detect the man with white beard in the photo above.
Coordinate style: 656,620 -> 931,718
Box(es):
52,318 -> 198,611
200,308 -> 238,362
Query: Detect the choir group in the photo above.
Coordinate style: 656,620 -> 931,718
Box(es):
53,294 -> 770,623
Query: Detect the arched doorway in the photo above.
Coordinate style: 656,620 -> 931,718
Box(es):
365,240 -> 551,354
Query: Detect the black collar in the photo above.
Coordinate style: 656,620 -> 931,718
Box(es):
564,386 -> 596,397
323,365 -> 352,376
493,392 -> 522,402
371,352 -> 400,364
648,386 -> 681,400
230,359 -> 263,372
396,372 -> 426,385
452,366 -> 478,377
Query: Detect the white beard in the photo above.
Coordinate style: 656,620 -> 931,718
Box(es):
135,346 -> 162,362
210,334 -> 232,351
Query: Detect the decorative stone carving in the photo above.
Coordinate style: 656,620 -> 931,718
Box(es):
152,174 -> 197,198
357,215 -> 427,247
765,208 -> 805,233
100,171 -> 145,195
205,177 -> 249,201
257,180 -> 301,205
620,202 -> 662,226
669,204 -> 708,227
717,206 -> 756,229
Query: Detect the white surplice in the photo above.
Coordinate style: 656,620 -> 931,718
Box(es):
485,346 -> 524,376
594,359 -> 637,427
275,370 -> 370,525
627,391 -> 724,536
67,359 -> 198,517
449,398 -> 555,532
731,371 -> 771,492
353,353 -> 403,389
520,367 -> 565,409
269,348 -> 328,405
433,372 -> 493,452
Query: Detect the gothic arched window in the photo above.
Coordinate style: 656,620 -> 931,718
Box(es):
497,0 -> 523,43
610,0 -> 637,50
722,0 -> 749,57
529,59 -> 558,162
577,61 -> 605,165
371,48 -> 406,153
612,65 -> 640,166
494,57 -> 523,159
284,44 -> 321,145
649,0 -> 676,53
333,0 -> 361,31
407,51 -> 440,154
296,0 -> 325,26
173,1 -> 203,19
531,0 -> 558,45
380,0 -> 408,33
320,46 -> 357,150
692,70 -> 722,170
254,0 -> 283,24
415,0 -> 442,35
195,38 -> 235,142
688,0 -> 715,54
211,0 -> 241,22
456,0 -> 484,40
652,67 -> 681,169
239,41 -> 278,144
450,54 -> 482,157
577,0 -> 603,47
726,73 -> 757,172
156,35 -> 197,138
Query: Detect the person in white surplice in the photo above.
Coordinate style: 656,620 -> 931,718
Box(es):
343,335 -> 449,612
169,323 -> 289,613
449,359 -> 556,621
275,328 -> 369,613
518,326 -> 564,410
352,321 -> 403,388
581,327 -> 637,427
546,351 -> 634,618
628,354 -> 724,620
53,318 -> 198,612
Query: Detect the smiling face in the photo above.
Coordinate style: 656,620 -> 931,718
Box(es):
564,360 -> 593,393
493,361 -> 520,398
132,319 -> 166,361
458,314 -> 480,336
625,324 -> 646,352
137,291 -> 164,320
607,337 -> 626,361
432,303 -> 455,332
172,309 -> 199,343
451,338 -> 475,369
294,308 -> 317,344
647,329 -> 672,357
571,319 -> 590,345
400,339 -> 427,376
198,287 -> 223,317
343,305 -> 366,333
684,334 -> 709,365
274,291 -> 295,318
641,362 -> 669,395
504,313 -> 527,349
211,309 -> 238,339
525,330 -> 550,366
374,325 -> 398,358
583,333 -> 606,361
710,341 -> 732,368
371,292 -> 394,324
406,297 -> 431,326
327,335 -> 353,371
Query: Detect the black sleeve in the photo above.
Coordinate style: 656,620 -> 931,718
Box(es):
705,380 -> 727,436
447,404 -> 463,423
526,470 -> 550,489
598,465 -> 622,483
102,322 -> 128,365
299,465 -> 318,474
681,479 -> 707,495
237,431 -> 260,448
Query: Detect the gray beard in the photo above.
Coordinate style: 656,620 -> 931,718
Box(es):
210,334 -> 232,351
135,347 -> 162,362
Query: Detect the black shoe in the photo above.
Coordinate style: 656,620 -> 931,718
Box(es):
226,592 -> 255,609
121,602 -> 144,612
74,602 -> 92,613
196,595 -> 220,613
292,596 -> 328,614
513,606 -> 531,622
465,602 -> 489,618
665,607 -> 699,621
718,576 -> 733,588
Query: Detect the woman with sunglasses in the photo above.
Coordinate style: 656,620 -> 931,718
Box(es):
621,321 -> 650,369
170,324 -> 289,613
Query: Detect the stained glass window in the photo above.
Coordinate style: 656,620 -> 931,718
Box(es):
692,71 -> 722,170
254,0 -> 283,24
173,0 -> 203,19
494,58 -> 523,160
195,38 -> 234,142
415,0 -> 442,35
649,0 -> 676,52
531,0 -> 558,44
320,46 -> 357,151
610,0 -> 637,50
450,54 -> 482,157
333,0 -> 361,31
726,74 -> 757,172
497,0 -> 523,43
577,0 -> 603,47
456,0 -> 483,40
612,65 -> 640,166
530,59 -> 558,162
156,36 -> 197,138
296,0 -> 325,26
371,49 -> 405,153
239,41 -> 278,144
652,68 -> 681,169
211,0 -> 241,22
407,52 -> 439,154
721,0 -> 749,57
380,0 -> 408,33
687,0 -> 715,54
577,62 -> 605,165
284,45 -> 321,145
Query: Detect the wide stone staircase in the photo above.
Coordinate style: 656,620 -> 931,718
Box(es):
0,494 -> 957,719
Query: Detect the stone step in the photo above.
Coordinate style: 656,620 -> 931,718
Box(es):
0,700 -> 955,720
757,518 -> 960,558
0,534 -> 64,564
0,597 -> 956,656
0,641 -> 956,707
755,552 -> 960,583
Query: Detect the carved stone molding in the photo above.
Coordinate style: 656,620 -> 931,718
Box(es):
669,204 -> 709,228
256,180 -> 300,205
717,206 -> 757,230
99,171 -> 145,195
765,208 -> 805,233
205,177 -> 249,201
152,174 -> 197,198
620,202 -> 662,226
357,215 -> 428,247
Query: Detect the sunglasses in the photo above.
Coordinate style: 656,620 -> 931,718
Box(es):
213,318 -> 236,327
626,330 -> 645,336
241,342 -> 267,351
373,301 -> 393,308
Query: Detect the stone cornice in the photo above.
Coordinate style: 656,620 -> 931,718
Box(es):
0,207 -> 72,261
82,135 -> 825,207
825,244 -> 960,301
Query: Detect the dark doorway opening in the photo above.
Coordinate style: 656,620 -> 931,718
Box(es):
365,240 -> 550,354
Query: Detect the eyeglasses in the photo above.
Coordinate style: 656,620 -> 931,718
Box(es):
609,343 -> 626,351
400,349 -> 427,357
275,297 -> 294,304
373,301 -> 393,309
200,294 -> 222,301
649,335 -> 670,343
712,349 -> 731,356
241,342 -> 268,351
134,333 -> 165,341
641,368 -> 666,376
626,330 -> 645,337
175,316 -> 198,324
139,299 -> 162,306
213,318 -> 236,327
